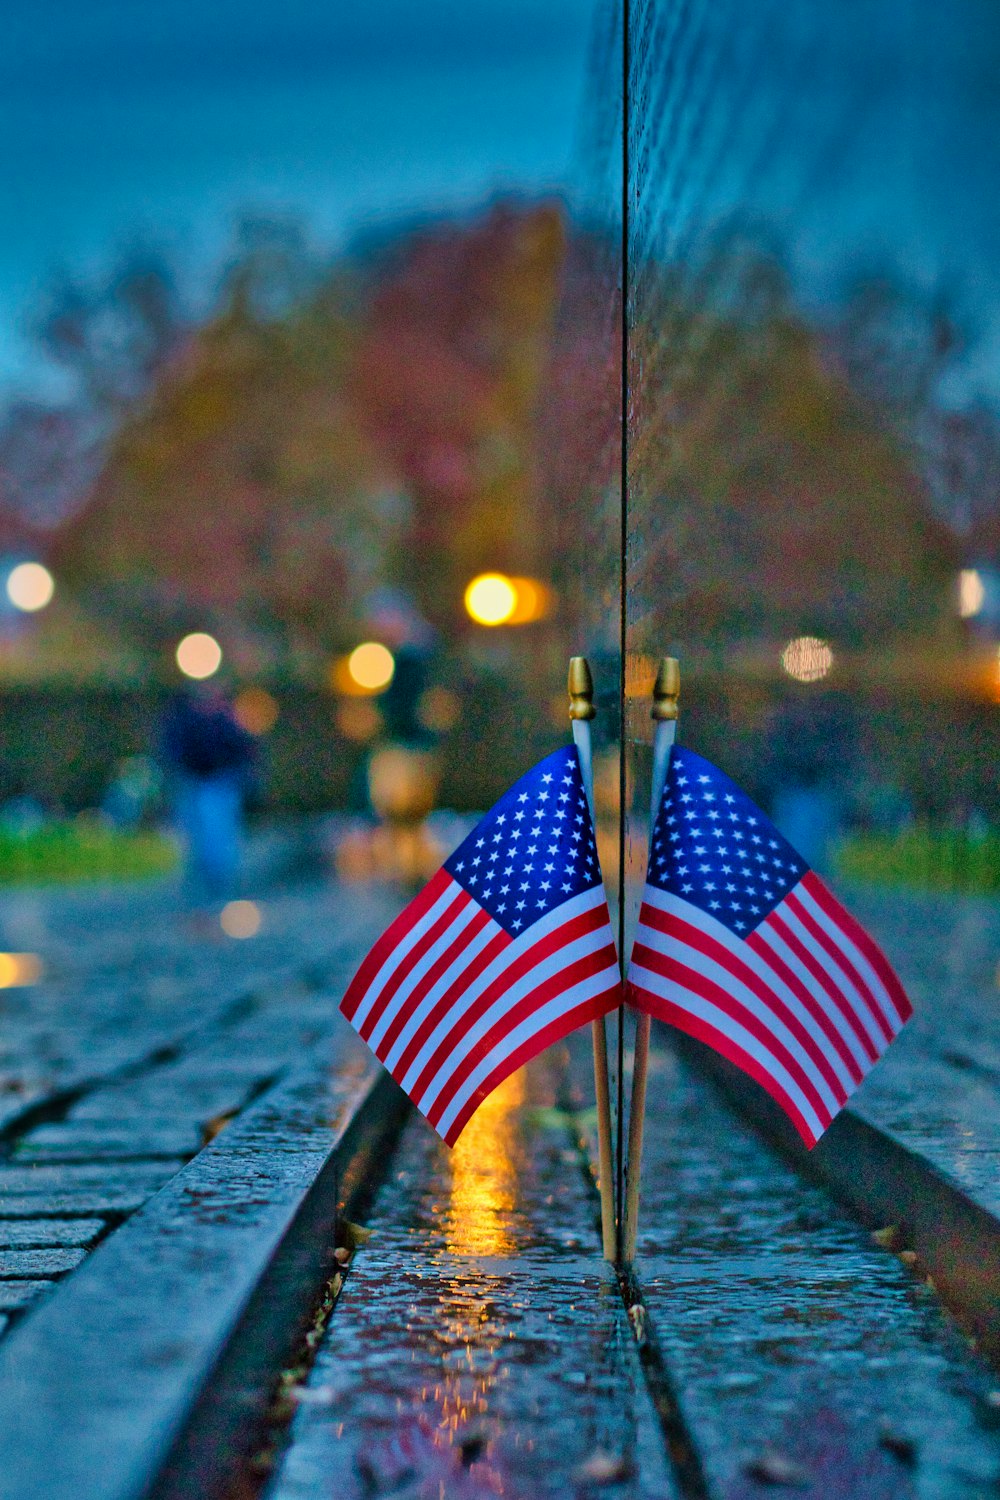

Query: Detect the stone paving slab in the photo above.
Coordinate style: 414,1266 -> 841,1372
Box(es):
12,1122 -> 206,1161
0,1188 -> 163,1218
0,878 -> 401,1332
615,1038 -> 1000,1500
0,1249 -> 87,1277
0,1044 -> 399,1500
269,1060 -> 676,1500
0,872 -> 400,1138
0,1281 -> 55,1311
0,1218 -> 105,1248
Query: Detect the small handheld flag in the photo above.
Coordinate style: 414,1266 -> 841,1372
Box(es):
341,744 -> 621,1145
627,746 -> 911,1147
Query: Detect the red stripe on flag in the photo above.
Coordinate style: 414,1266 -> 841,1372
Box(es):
630,942 -> 832,1129
359,886 -> 472,1044
390,927 -> 510,1086
409,905 -> 610,1108
638,904 -> 848,1106
784,889 -> 894,1043
442,983 -> 620,1146
628,983 -> 819,1148
744,927 -> 864,1087
801,872 -> 912,1024
340,867 -> 452,1022
375,906 -> 493,1062
762,910 -> 880,1064
426,941 -> 620,1128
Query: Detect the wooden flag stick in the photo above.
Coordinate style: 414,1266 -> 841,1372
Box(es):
622,656 -> 680,1263
568,656 -> 617,1263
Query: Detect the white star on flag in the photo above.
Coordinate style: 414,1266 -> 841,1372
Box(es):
627,746 -> 911,1146
341,745 -> 621,1145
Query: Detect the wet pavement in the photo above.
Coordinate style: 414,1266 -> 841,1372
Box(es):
626,1038 -> 1000,1500
0,860 -> 399,1331
268,1057 -> 675,1500
0,865 -> 997,1498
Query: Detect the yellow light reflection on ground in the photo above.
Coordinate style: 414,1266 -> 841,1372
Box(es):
0,953 -> 43,987
444,1068 -> 526,1257
220,900 -> 262,938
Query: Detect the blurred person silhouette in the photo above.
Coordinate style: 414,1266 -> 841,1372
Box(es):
159,683 -> 257,916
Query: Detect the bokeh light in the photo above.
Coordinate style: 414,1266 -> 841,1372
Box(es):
347,641 -> 395,692
220,900 -> 262,939
0,953 -> 43,988
233,687 -> 279,735
781,636 -> 834,683
959,568 -> 985,618
6,562 -> 55,613
464,573 -> 518,626
176,632 -> 222,680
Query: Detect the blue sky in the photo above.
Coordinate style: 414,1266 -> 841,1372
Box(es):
0,0 -> 595,394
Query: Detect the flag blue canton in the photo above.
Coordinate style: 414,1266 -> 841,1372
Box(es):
649,747 -> 808,937
444,745 -> 601,936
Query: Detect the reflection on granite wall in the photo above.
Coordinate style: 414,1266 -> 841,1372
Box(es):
624,0 -> 1000,949
557,0 -> 624,925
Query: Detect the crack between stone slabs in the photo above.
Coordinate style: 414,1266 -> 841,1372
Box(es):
0,977 -> 291,1161
552,1071 -> 713,1500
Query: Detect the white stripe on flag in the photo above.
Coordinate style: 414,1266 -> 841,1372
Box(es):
347,881 -> 465,1033
412,901 -> 615,1113
793,883 -> 907,1031
750,919 -> 874,1073
381,916 -> 501,1074
641,887 -> 861,1093
365,894 -> 480,1053
765,904 -> 887,1052
398,885 -> 610,1096
433,955 -> 621,1139
628,954 -> 826,1141
635,908 -> 842,1117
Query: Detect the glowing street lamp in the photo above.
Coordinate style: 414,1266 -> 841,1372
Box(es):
176,632 -> 222,680
6,562 -> 54,613
465,573 -> 518,626
958,568 -> 986,619
781,636 -> 833,683
464,573 -> 554,627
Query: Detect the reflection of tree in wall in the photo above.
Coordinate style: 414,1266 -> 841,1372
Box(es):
626,239 -> 963,659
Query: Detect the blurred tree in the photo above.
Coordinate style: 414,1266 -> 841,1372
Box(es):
33,250 -> 187,417
53,232 -> 395,674
352,202 -> 567,624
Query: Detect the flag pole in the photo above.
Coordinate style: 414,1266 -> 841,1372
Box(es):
622,656 -> 680,1263
568,655 -> 617,1262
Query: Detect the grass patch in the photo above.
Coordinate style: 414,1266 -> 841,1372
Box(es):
0,822 -> 178,885
835,827 -> 1000,894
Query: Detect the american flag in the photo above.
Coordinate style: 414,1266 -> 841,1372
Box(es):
341,745 -> 621,1145
627,746 -> 911,1146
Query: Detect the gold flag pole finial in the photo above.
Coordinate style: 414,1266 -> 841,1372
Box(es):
623,655 -> 681,1264
652,656 -> 680,722
568,656 -> 597,720
568,656 -> 616,1262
